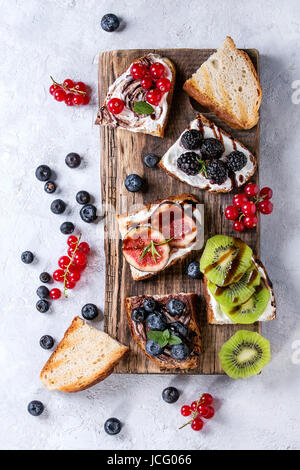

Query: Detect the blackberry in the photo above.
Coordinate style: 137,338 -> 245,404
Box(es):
200,138 -> 224,160
227,151 -> 247,172
181,129 -> 203,150
206,159 -> 228,185
177,152 -> 201,176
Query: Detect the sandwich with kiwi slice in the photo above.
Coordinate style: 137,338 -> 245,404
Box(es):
200,235 -> 276,324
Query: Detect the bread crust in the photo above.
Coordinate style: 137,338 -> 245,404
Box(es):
125,293 -> 201,370
40,316 -> 129,393
158,113 -> 257,193
183,37 -> 262,130
117,193 -> 201,280
95,55 -> 176,138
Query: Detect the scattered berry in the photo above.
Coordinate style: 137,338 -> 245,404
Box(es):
53,269 -> 65,282
181,405 -> 191,417
80,204 -> 97,223
44,181 -> 56,194
145,339 -> 165,356
233,193 -> 248,208
72,94 -> 84,106
167,298 -> 185,316
150,62 -> 165,79
67,235 -> 78,248
74,82 -> 87,93
36,299 -> 50,313
225,205 -> 239,221
143,297 -> 157,312
141,76 -> 153,90
51,199 -> 66,214
27,401 -> 44,416
244,215 -> 258,228
143,153 -> 159,168
65,152 -> 81,168
130,62 -> 148,79
181,129 -> 203,150
146,89 -> 162,106
233,220 -> 245,232
101,14 -> 120,32
40,335 -> 54,350
108,98 -> 125,114
63,78 -> 74,88
156,77 -> 171,93
170,343 -> 190,361
81,94 -> 90,105
191,417 -> 204,431
65,279 -> 76,289
197,404 -> 210,417
200,393 -> 213,406
78,242 -> 90,254
242,201 -> 256,216
187,261 -> 201,279
35,165 -> 51,182
104,418 -> 121,435
191,401 -> 198,412
206,159 -> 227,185
49,84 -> 58,95
76,190 -> 90,205
162,387 -> 180,404
36,286 -> 50,299
82,303 -> 98,320
244,182 -> 259,197
124,174 -> 144,192
39,272 -> 51,283
74,251 -> 86,266
67,270 -> 80,283
258,200 -> 273,214
65,94 -> 75,106
131,307 -> 146,322
260,187 -> 273,200
49,288 -> 61,300
204,406 -> 215,419
58,256 -> 70,270
21,251 -> 34,264
200,138 -> 224,160
54,88 -> 66,102
60,221 -> 75,235
226,150 -> 247,172
177,152 -> 201,176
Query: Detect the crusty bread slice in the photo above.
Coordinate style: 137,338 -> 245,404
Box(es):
125,293 -> 201,370
117,193 -> 204,281
95,53 -> 176,138
40,317 -> 128,392
183,37 -> 262,130
203,258 -> 276,325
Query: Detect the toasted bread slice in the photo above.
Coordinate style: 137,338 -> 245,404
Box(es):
40,317 -> 128,392
125,293 -> 201,370
183,37 -> 262,130
159,113 -> 257,193
203,258 -> 276,324
117,193 -> 204,281
95,53 -> 175,137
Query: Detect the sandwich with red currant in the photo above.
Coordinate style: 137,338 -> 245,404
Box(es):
95,53 -> 175,137
159,113 -> 257,192
125,293 -> 201,370
117,194 -> 204,280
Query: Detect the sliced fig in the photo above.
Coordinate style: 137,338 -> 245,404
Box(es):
151,202 -> 197,248
122,226 -> 170,272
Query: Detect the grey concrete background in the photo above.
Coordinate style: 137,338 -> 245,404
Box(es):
0,0 -> 299,450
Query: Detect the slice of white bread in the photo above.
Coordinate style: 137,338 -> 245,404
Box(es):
159,113 -> 257,193
183,37 -> 262,130
117,193 -> 204,281
40,316 -> 129,392
203,257 -> 276,324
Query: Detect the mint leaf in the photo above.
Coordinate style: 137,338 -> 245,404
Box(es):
162,329 -> 171,342
147,330 -> 167,347
168,335 -> 182,345
134,101 -> 155,115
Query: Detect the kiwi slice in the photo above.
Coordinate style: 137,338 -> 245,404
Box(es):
219,330 -> 271,379
200,235 -> 252,286
221,282 -> 270,324
207,263 -> 261,308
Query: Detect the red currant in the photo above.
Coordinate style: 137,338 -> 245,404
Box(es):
233,193 -> 248,208
53,269 -> 65,282
140,76 -> 153,90
67,247 -> 75,258
63,79 -> 74,88
233,220 -> 245,232
156,77 -> 171,93
200,393 -> 213,406
74,251 -> 86,266
146,89 -> 162,106
244,182 -> 259,197
78,242 -> 90,254
49,288 -> 61,300
81,94 -> 90,105
130,63 -> 148,79
258,200 -> 273,214
65,94 -> 75,106
150,62 -> 165,79
76,263 -> 86,272
181,405 -> 191,417
54,88 -> 67,102
67,236 -> 78,248
72,94 -> 84,106
225,205 -> 239,221
244,215 -> 258,229
260,187 -> 273,200
68,264 -> 80,273
108,98 -> 125,114
204,406 -> 215,419
241,201 -> 256,216
58,256 -> 70,270
191,417 -> 204,431
67,271 -> 81,283
197,404 -> 210,417
65,279 -> 76,289
74,82 -> 87,92
49,84 -> 58,95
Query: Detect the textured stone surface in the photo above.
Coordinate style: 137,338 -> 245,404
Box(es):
1,0 -> 300,450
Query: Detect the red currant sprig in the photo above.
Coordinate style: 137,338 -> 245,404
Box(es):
179,393 -> 215,431
49,77 -> 90,107
225,183 -> 273,232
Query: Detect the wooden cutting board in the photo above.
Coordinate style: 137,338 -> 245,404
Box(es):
98,48 -> 260,374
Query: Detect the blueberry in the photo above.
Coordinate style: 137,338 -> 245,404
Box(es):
143,297 -> 157,313
146,312 -> 167,331
36,286 -> 50,299
76,190 -> 91,205
169,321 -> 188,338
131,307 -> 146,322
27,400 -> 44,416
101,14 -> 120,32
104,417 -> 122,435
36,299 -> 50,313
170,343 -> 190,361
44,181 -> 56,194
146,339 -> 164,357
40,335 -> 54,350
162,387 -> 180,404
35,165 -> 51,182
51,199 -> 66,214
21,251 -> 34,264
167,299 -> 185,316
81,303 -> 98,320
39,272 -> 51,283
60,221 -> 75,235
124,174 -> 144,192
143,153 -> 160,168
65,153 -> 81,168
187,261 -> 201,279
80,204 -> 97,223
